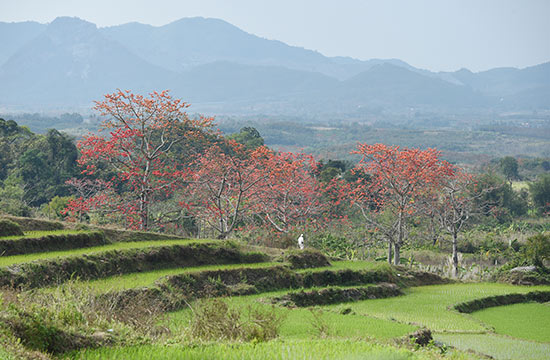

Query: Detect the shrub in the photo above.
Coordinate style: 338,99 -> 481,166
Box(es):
524,233 -> 550,269
308,233 -> 354,258
0,219 -> 23,237
286,249 -> 331,269
272,284 -> 402,307
308,308 -> 330,338
189,299 -> 283,342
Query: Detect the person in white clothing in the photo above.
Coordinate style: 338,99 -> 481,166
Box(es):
297,234 -> 304,249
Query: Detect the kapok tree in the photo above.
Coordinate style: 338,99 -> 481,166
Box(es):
254,152 -> 325,234
75,90 -> 213,230
350,143 -> 454,265
183,141 -> 271,239
63,178 -> 114,222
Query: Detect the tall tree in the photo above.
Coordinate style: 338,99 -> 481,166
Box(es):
529,174 -> 550,216
254,152 -> 325,234
183,141 -> 270,238
76,90 -> 213,230
423,170 -> 479,277
499,156 -> 519,183
350,143 -> 453,265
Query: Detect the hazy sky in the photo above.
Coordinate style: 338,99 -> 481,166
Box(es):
2,0 -> 549,72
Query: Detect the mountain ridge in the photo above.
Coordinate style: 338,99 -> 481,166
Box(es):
0,16 -> 548,112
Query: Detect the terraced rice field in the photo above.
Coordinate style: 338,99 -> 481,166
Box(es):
435,333 -> 550,360
1,222 -> 549,359
323,283 -> 550,331
78,262 -> 280,291
0,238 -> 209,267
69,339 -> 447,360
470,302 -> 550,343
0,229 -> 90,241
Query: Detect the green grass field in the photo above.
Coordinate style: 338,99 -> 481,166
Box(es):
0,229 -> 90,240
2,224 -> 549,360
435,333 -> 550,360
68,338 -> 472,360
77,262 -> 279,291
0,238 -> 208,267
166,285 -> 417,341
323,283 -> 550,332
296,260 -> 384,272
471,302 -> 550,343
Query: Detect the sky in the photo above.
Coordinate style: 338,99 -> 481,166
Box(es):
1,0 -> 549,72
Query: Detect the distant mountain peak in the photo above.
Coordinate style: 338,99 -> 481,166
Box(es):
49,16 -> 96,30
46,17 -> 98,43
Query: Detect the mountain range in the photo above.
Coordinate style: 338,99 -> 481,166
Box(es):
0,16 -> 548,114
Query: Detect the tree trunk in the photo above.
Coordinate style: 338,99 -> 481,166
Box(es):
387,240 -> 393,264
452,232 -> 459,278
393,242 -> 401,266
394,211 -> 404,266
140,191 -> 149,230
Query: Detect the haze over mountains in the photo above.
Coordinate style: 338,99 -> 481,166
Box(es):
0,16 -> 548,114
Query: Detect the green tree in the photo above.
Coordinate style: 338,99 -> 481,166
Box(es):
0,174 -> 31,216
473,172 -> 528,222
18,129 -> 79,206
0,118 -> 35,181
529,174 -> 550,215
524,233 -> 550,269
499,156 -> 519,182
228,127 -> 264,150
41,195 -> 73,220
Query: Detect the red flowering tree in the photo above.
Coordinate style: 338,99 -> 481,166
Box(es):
63,178 -> 114,222
183,141 -> 271,239
74,90 -> 213,230
350,143 -> 454,265
254,152 -> 325,234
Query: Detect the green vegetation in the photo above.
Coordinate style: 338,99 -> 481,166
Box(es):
297,260 -> 382,272
529,174 -> 550,215
524,233 -> 550,269
0,219 -> 23,237
471,303 -> 550,343
285,248 -> 331,269
0,229 -> 88,240
271,283 -> 402,307
435,333 -> 550,360
167,292 -> 416,341
323,283 -> 550,331
0,239 -> 203,267
69,339 -> 462,360
79,262 -> 278,292
453,291 -> 550,313
0,230 -> 105,256
0,241 -> 268,289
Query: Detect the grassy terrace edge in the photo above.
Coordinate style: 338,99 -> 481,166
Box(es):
453,290 -> 550,313
0,241 -> 268,288
0,231 -> 106,256
98,263 -> 448,313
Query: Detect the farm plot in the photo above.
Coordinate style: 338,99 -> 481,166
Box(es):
69,339 -> 455,360
2,221 -> 549,360
0,239 -> 208,267
470,302 -> 550,343
78,262 -> 280,292
322,283 -> 550,331
435,333 -> 550,360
